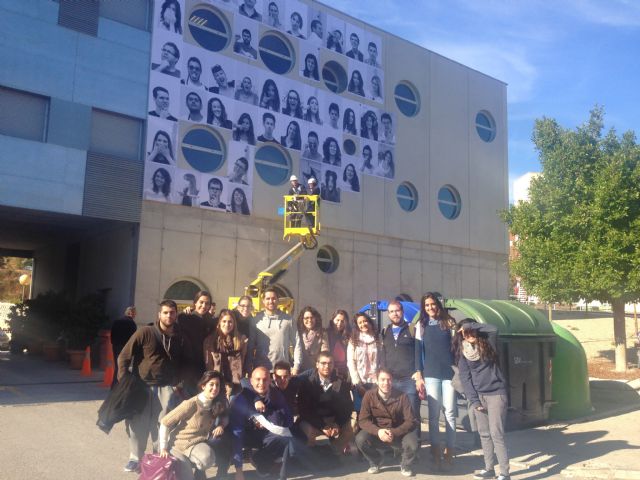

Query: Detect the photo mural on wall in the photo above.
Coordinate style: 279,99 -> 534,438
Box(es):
145,0 -> 395,212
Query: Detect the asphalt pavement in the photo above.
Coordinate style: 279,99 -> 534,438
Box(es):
1,352 -> 639,480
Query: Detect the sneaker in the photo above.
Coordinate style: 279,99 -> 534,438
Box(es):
400,467 -> 413,477
473,470 -> 496,480
123,460 -> 140,473
496,476 -> 510,480
368,465 -> 380,474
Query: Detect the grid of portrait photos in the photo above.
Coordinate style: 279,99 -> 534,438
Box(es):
144,0 -> 397,209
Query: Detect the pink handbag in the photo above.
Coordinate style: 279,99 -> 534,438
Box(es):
138,453 -> 178,480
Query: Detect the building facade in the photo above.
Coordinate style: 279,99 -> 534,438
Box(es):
0,0 -> 508,323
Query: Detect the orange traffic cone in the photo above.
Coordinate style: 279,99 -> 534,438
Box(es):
80,346 -> 92,377
101,347 -> 114,387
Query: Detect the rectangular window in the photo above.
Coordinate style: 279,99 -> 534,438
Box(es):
90,109 -> 143,161
0,86 -> 48,142
99,0 -> 150,31
58,0 -> 99,36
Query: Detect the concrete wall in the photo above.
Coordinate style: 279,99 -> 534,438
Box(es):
135,202 -> 508,324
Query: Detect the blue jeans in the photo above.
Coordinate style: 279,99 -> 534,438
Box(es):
393,377 -> 420,437
425,377 -> 456,449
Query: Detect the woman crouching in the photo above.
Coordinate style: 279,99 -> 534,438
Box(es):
159,370 -> 231,480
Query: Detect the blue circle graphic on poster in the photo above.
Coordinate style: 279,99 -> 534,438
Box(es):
188,7 -> 230,52
181,127 -> 225,173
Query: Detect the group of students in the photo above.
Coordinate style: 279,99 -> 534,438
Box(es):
114,288 -> 510,480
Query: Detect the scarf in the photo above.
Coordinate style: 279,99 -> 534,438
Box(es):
354,332 -> 379,384
462,340 -> 480,361
303,330 -> 320,352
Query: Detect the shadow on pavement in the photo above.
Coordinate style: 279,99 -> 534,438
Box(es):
0,351 -> 109,405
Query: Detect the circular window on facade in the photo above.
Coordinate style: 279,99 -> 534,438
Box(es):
322,61 -> 348,94
164,278 -> 206,303
394,81 -> 420,117
187,6 -> 231,52
475,111 -> 496,142
343,138 -> 356,156
396,182 -> 418,212
438,185 -> 462,220
317,246 -> 339,273
255,144 -> 291,185
259,32 -> 295,74
181,126 -> 225,173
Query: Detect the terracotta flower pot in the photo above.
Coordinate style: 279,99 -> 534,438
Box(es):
67,349 -> 85,369
42,342 -> 62,361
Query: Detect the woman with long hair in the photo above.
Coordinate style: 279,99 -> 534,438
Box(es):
360,144 -> 374,174
454,319 -> 509,480
148,130 -> 175,165
159,0 -> 182,34
177,291 -> 217,392
343,108 -> 357,135
360,110 -> 378,141
347,70 -> 365,97
347,312 -> 381,412
282,89 -> 303,118
326,309 -> 351,381
377,149 -> 394,179
280,120 -> 301,150
180,173 -> 199,206
326,30 -> 343,53
296,306 -> 328,372
369,74 -> 383,102
203,309 -> 248,397
233,113 -> 256,145
303,96 -> 322,125
322,137 -> 341,166
414,293 -> 457,469
230,187 -> 250,215
145,167 -> 172,202
343,163 -> 360,192
302,53 -> 319,81
159,370 -> 230,480
233,295 -> 254,340
207,97 -> 232,128
259,79 -> 280,111
266,1 -> 282,29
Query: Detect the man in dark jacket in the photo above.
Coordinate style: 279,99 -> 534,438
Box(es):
381,301 -> 421,436
297,351 -> 354,453
117,299 -> 192,473
110,306 -> 137,388
230,366 -> 293,480
356,368 -> 418,476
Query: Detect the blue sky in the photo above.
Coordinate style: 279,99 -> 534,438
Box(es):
330,0 -> 640,196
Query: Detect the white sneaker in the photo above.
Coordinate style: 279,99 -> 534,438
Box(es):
368,465 -> 380,474
400,467 -> 413,477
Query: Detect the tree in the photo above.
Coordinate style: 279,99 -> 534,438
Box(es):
503,107 -> 640,371
0,257 -> 33,303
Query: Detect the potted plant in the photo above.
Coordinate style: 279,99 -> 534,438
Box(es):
6,291 -> 68,357
62,293 -> 109,369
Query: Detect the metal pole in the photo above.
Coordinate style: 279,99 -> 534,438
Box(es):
634,303 -> 638,337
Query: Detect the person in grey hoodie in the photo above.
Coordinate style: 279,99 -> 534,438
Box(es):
248,287 -> 302,374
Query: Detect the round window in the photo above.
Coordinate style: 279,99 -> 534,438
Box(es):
181,126 -> 225,173
255,144 -> 291,185
164,279 -> 206,303
438,185 -> 461,220
316,246 -> 339,273
475,111 -> 496,142
187,6 -> 231,52
259,32 -> 295,75
396,182 -> 418,212
322,61 -> 348,94
343,138 -> 356,156
394,81 -> 420,117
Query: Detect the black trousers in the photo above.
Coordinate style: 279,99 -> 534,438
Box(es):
355,429 -> 419,469
245,430 -> 289,479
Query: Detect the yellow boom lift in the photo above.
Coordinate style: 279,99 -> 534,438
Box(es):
228,194 -> 320,313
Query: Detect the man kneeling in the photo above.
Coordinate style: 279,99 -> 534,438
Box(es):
297,351 -> 354,454
356,368 -> 418,476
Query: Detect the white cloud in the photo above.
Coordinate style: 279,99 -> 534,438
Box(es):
423,41 -> 537,103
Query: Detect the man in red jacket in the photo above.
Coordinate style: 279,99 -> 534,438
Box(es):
356,368 -> 418,476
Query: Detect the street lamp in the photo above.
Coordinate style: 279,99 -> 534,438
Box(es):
18,274 -> 31,302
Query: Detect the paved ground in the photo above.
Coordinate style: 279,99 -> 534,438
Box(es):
1,352 -> 639,480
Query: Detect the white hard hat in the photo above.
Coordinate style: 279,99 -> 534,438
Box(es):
289,175 -> 298,182
308,177 -> 317,184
